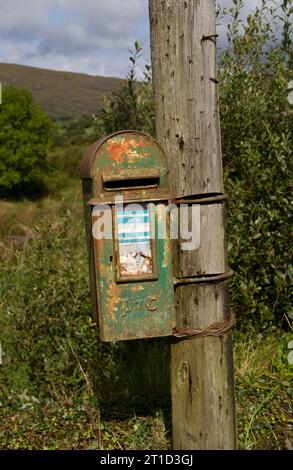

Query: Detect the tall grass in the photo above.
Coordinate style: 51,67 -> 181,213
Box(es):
0,191 -> 292,449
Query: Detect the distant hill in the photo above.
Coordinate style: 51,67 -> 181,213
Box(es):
0,63 -> 124,120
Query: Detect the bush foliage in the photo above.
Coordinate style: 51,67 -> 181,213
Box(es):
0,86 -> 54,199
94,1 -> 292,328
219,1 -> 292,327
1,201 -> 291,449
0,209 -> 97,403
93,42 -> 155,137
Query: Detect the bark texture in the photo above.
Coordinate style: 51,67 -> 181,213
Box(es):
150,0 -> 223,198
149,0 -> 237,449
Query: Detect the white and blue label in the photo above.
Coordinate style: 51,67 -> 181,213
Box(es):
116,205 -> 153,276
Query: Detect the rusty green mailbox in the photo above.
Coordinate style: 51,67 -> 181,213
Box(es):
80,130 -> 175,342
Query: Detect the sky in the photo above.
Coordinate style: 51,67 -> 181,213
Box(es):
0,0 -> 263,78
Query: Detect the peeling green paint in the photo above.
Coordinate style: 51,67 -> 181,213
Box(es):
81,131 -> 175,342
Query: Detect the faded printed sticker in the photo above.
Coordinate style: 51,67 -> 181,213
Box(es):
116,205 -> 153,276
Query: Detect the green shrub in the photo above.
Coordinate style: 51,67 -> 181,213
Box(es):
0,207 -> 169,410
0,212 -> 96,404
52,145 -> 86,179
0,86 -> 54,199
93,42 -> 155,138
219,0 -> 292,328
47,116 -> 95,184
92,2 -> 292,328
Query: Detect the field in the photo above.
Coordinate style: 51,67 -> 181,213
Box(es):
0,183 -> 292,450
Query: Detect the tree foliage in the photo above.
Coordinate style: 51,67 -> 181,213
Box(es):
92,1 -> 292,328
219,0 -> 292,327
0,85 -> 54,199
93,41 -> 155,137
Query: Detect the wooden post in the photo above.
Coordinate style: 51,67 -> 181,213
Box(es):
149,0 -> 237,449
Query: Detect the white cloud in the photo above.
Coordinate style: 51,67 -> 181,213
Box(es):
0,0 -> 149,76
0,0 -> 276,78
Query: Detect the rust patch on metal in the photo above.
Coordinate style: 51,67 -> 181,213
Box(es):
107,283 -> 119,323
107,139 -> 127,164
131,285 -> 144,292
81,130 -> 175,342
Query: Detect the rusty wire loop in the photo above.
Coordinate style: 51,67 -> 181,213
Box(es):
172,312 -> 236,339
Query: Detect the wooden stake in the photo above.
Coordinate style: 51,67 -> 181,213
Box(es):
149,0 -> 237,449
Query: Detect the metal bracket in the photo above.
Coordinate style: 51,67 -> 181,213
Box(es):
171,194 -> 228,205
174,270 -> 233,287
201,34 -> 219,45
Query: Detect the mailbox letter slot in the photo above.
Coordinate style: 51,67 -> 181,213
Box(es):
102,170 -> 160,191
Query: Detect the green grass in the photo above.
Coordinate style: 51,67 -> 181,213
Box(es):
234,330 -> 293,449
0,330 -> 291,450
0,181 -> 81,257
0,404 -> 170,450
0,188 -> 292,450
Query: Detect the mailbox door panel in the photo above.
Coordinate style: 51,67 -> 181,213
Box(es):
92,204 -> 175,342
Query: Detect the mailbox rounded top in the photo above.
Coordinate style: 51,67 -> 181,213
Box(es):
80,130 -> 170,204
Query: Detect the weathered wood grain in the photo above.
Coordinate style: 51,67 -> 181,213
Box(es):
171,282 -> 236,449
149,0 -> 223,198
149,0 -> 237,449
178,203 -> 227,277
